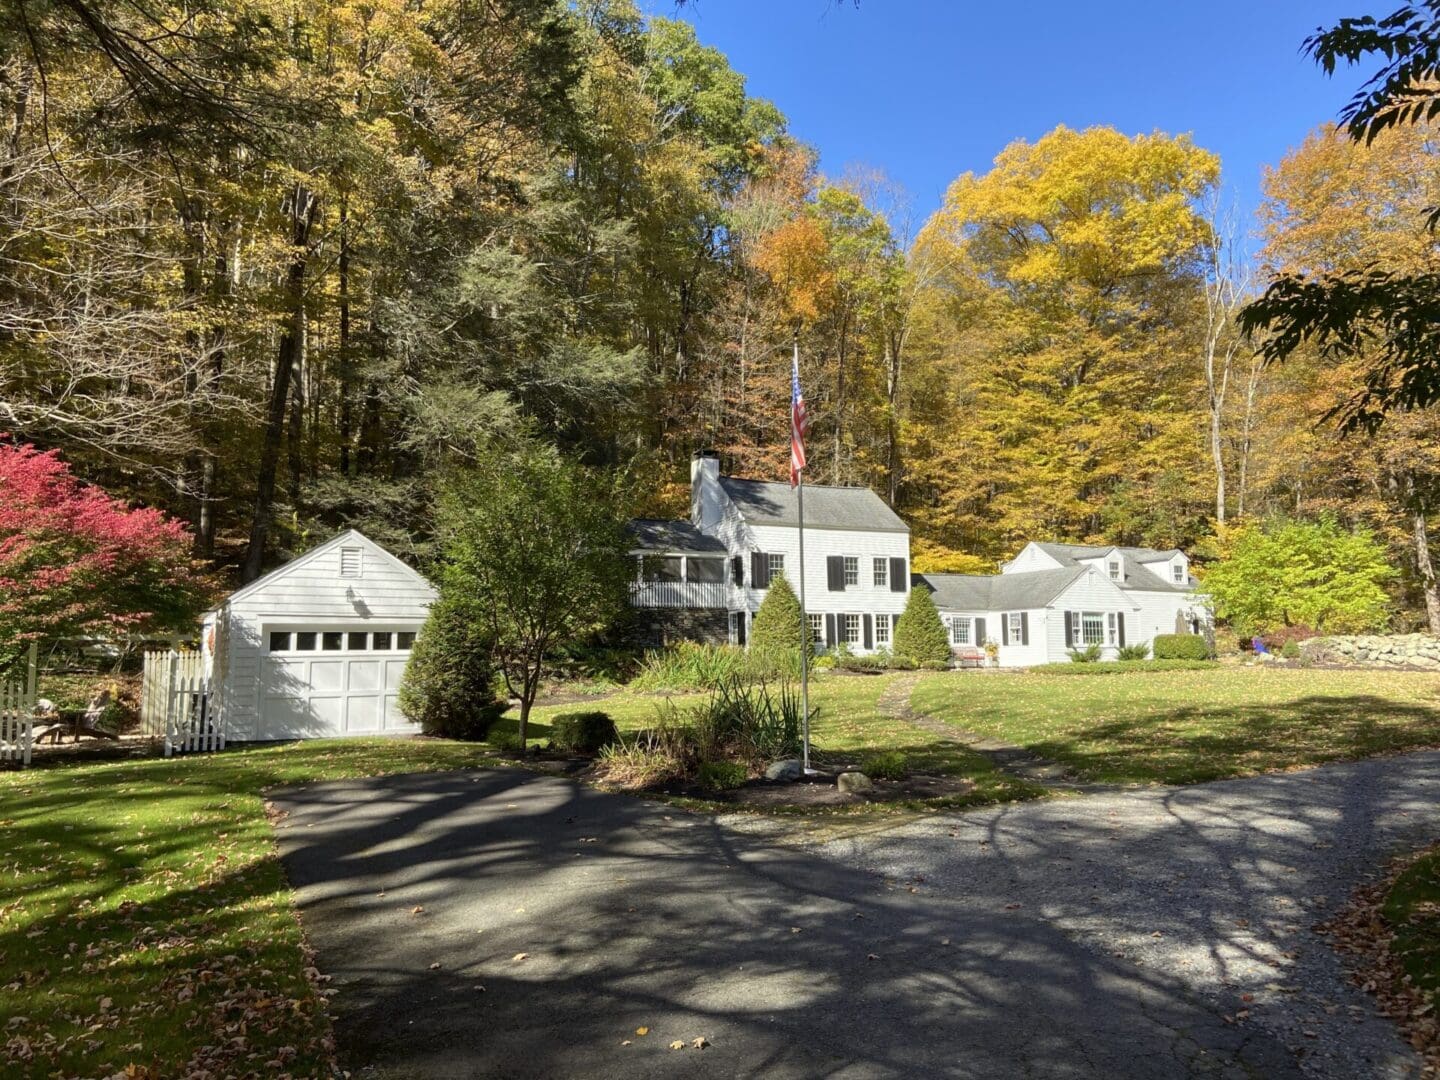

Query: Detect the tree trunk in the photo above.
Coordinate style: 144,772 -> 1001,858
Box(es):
1236,354 -> 1262,519
338,192 -> 354,476
242,183 -> 318,582
1413,506 -> 1440,634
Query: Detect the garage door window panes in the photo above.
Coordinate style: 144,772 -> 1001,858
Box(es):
267,629 -> 417,653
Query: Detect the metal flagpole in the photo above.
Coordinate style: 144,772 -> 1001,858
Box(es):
794,338 -> 812,774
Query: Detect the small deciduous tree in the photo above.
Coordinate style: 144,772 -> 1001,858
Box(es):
1202,517 -> 1396,635
893,587 -> 951,664
437,445 -> 632,748
0,441 -> 205,669
748,573 -> 812,669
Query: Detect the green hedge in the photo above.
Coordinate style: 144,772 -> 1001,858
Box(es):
550,711 -> 619,753
1152,634 -> 1212,661
1029,659 -> 1219,675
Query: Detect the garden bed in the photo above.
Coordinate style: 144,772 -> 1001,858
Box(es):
623,768 -> 978,807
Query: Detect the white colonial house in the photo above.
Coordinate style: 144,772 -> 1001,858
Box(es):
631,455 -> 1209,665
628,452 -> 912,652
919,543 -> 1209,667
201,530 -> 435,740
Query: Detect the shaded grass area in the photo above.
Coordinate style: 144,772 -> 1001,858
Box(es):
911,667 -> 1440,785
502,673 -> 1041,811
1384,844 -> 1440,1015
0,739 -> 500,1079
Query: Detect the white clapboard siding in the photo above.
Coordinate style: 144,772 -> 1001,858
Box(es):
1,644 -> 38,766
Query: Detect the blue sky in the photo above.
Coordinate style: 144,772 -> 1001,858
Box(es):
649,0 -> 1360,247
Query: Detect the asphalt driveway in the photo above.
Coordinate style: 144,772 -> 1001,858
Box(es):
273,767 -> 1314,1080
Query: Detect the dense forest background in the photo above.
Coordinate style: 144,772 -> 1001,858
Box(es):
3,0 -> 1437,625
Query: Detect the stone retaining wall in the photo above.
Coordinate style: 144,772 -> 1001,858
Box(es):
1300,633 -> 1440,669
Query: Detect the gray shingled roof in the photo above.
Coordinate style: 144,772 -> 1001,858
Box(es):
718,477 -> 909,532
917,567 -> 1086,611
626,519 -> 728,554
1033,542 -> 1194,593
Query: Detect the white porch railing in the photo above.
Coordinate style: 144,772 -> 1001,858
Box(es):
1,643 -> 38,767
629,580 -> 730,609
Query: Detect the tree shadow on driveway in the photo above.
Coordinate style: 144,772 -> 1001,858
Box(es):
271,769 -> 1302,1079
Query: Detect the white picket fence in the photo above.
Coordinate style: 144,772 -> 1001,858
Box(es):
142,648 -> 223,757
1,643 -> 38,766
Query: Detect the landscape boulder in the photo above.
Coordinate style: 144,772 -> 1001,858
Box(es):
836,771 -> 874,794
1301,633 -> 1440,669
765,759 -> 803,782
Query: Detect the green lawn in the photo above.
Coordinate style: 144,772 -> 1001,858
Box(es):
500,673 -> 1037,808
0,739 -> 501,1079
910,667 -> 1440,784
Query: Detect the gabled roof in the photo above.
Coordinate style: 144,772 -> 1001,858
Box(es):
717,477 -> 908,533
1030,542 -> 1194,593
626,519 -> 727,555
918,567 -> 1088,611
207,529 -> 433,615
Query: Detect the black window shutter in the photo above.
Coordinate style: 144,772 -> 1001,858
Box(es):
1064,611 -> 1074,647
751,552 -> 767,589
825,613 -> 837,645
827,555 -> 845,592
975,617 -> 986,645
1020,611 -> 1029,646
997,612 -> 1008,645
889,557 -> 907,592
732,556 -> 744,586
863,614 -> 874,650
1118,612 -> 1126,647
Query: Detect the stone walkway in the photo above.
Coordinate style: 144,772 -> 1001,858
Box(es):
876,670 -> 1108,791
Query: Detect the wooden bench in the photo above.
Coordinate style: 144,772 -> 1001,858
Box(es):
952,646 -> 987,668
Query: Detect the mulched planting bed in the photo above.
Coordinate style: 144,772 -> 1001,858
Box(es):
640,771 -> 978,807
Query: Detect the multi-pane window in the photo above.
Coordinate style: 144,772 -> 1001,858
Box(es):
873,557 -> 889,587
1172,564 -> 1185,584
1007,612 -> 1024,645
842,613 -> 861,644
842,556 -> 859,586
268,629 -> 414,653
1080,612 -> 1104,646
1106,613 -> 1119,646
875,613 -> 891,644
950,617 -> 971,645
1108,559 -> 1121,580
808,613 -> 825,645
767,553 -> 785,580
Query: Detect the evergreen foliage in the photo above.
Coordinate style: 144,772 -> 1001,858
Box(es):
1152,634 -> 1213,661
748,573 -> 813,667
893,588 -> 951,664
398,595 -> 505,740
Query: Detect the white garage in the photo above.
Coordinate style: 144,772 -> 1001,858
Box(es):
202,530 -> 436,741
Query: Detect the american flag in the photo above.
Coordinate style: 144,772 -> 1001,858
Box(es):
790,344 -> 808,487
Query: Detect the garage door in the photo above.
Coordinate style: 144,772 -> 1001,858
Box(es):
259,627 -> 421,739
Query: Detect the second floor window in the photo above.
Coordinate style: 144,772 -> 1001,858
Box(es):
1108,559 -> 1121,580
1172,564 -> 1185,583
873,557 -> 888,587
843,556 -> 859,586
687,558 -> 725,583
767,553 -> 785,581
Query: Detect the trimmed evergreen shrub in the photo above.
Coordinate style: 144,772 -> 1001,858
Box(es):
1151,634 -> 1212,661
550,711 -> 619,754
866,750 -> 909,780
1280,639 -> 1301,660
698,760 -> 748,791
893,588 -> 951,664
398,595 -> 504,740
749,573 -> 814,668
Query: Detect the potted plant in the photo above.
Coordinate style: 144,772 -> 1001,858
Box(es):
982,637 -> 1000,667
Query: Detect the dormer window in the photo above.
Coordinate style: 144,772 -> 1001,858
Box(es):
1172,563 -> 1185,584
1108,558 -> 1121,581
340,546 -> 363,578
